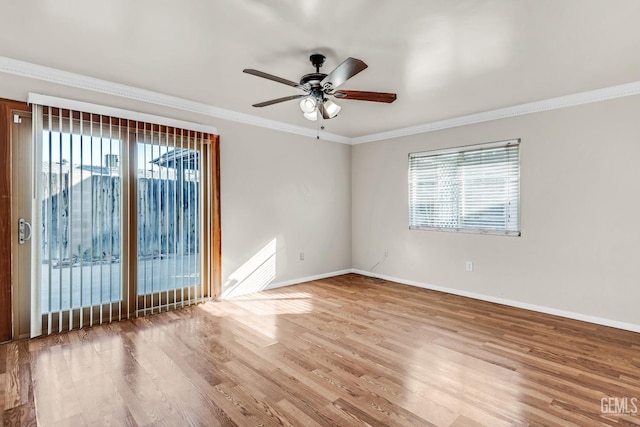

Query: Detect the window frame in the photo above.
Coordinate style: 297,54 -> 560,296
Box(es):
408,139 -> 521,236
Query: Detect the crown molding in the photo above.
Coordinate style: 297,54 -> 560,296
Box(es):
2,56 -> 640,146
351,80 -> 640,144
0,56 -> 350,144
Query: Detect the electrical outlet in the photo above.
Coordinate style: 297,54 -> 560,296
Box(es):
299,252 -> 304,261
466,261 -> 473,272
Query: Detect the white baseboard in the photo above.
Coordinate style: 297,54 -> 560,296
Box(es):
221,267 -> 640,334
265,269 -> 353,291
222,269 -> 353,299
350,269 -> 640,334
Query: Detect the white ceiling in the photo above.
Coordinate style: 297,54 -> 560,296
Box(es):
1,0 -> 639,138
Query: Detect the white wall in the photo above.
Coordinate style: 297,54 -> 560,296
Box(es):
352,95 -> 640,327
220,121 -> 352,297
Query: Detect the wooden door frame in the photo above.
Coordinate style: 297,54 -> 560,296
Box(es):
210,135 -> 221,300
0,98 -> 221,341
0,98 -> 30,342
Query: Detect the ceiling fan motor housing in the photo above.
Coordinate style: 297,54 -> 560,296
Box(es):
309,53 -> 326,70
300,53 -> 329,96
300,73 -> 327,89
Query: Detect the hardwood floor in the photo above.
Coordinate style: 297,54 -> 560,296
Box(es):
1,274 -> 639,426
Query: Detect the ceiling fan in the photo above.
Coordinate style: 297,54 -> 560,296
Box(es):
243,53 -> 397,122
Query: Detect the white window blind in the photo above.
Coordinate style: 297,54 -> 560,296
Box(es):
408,139 -> 520,235
31,103 -> 215,337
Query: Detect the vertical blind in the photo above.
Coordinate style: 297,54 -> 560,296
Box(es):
408,139 -> 520,235
31,104 -> 215,336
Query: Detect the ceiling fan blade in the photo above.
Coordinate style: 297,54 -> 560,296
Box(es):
320,58 -> 368,91
332,90 -> 397,103
252,94 -> 306,107
243,69 -> 302,88
317,103 -> 331,120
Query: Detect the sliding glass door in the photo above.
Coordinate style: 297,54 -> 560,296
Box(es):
31,104 -> 217,336
135,131 -> 207,314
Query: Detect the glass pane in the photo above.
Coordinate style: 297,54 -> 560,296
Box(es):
41,130 -> 122,312
136,141 -> 200,296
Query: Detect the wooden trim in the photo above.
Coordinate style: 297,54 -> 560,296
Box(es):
125,129 -> 137,318
0,98 -> 30,342
201,144 -> 211,300
210,135 -> 222,300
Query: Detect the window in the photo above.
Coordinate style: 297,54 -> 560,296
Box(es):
408,139 -> 520,235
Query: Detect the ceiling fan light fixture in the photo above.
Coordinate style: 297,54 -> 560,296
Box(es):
244,54 -> 396,122
323,99 -> 341,118
303,110 -> 318,121
299,97 -> 317,114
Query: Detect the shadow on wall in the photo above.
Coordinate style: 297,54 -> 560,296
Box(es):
223,238 -> 277,299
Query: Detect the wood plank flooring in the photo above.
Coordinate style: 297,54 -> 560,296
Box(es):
1,274 -> 639,426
